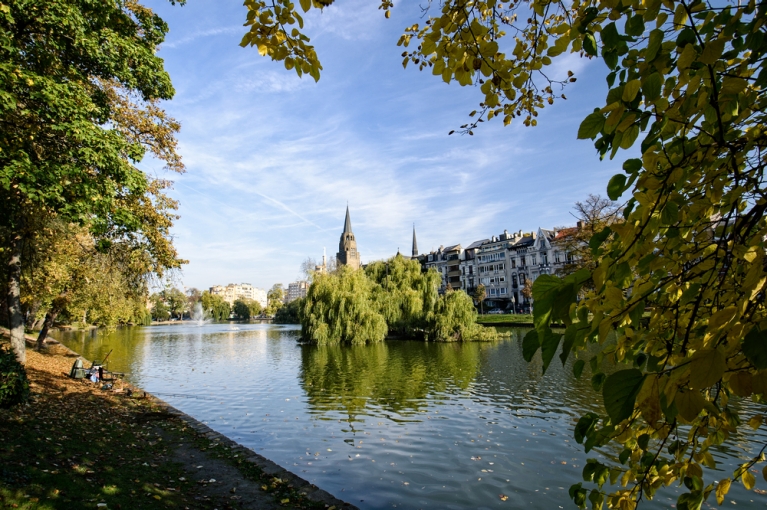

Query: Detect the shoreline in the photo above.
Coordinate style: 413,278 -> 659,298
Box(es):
0,330 -> 357,510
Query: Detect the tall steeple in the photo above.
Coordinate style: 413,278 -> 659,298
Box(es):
412,224 -> 418,258
337,206 -> 361,270
343,204 -> 353,233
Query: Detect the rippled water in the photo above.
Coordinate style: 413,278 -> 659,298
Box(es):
52,324 -> 767,509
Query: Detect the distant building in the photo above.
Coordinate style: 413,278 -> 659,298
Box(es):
210,283 -> 267,308
286,281 -> 308,303
337,205 -> 361,270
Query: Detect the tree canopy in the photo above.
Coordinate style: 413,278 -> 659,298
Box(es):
302,256 -> 496,345
242,0 -> 767,507
1,0 -> 184,363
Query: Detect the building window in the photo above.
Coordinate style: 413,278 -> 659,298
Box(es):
512,274 -> 518,286
542,253 -> 548,265
567,252 -> 574,261
511,258 -> 516,268
520,273 -> 526,284
531,255 -> 537,265
489,288 -> 497,295
500,288 -> 507,295
499,276 -> 506,283
554,251 -> 561,263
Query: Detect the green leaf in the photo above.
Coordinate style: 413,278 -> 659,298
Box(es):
622,79 -> 641,102
577,111 -> 605,139
625,15 -> 645,37
522,329 -> 540,362
574,413 -> 598,444
607,174 -> 627,200
743,327 -> 767,369
299,0 -> 311,12
642,72 -> 662,101
602,369 -> 645,423
622,158 -> 642,173
645,29 -> 664,61
589,227 -> 612,254
592,372 -> 606,391
583,33 -> 598,56
560,324 -> 578,365
573,359 -> 586,378
541,328 -> 563,374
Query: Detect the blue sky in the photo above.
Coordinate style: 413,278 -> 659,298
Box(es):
143,0 -> 621,292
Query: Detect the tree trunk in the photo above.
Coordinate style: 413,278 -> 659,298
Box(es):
26,301 -> 41,329
7,231 -> 25,364
36,306 -> 60,351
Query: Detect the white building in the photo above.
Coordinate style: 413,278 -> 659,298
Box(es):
210,283 -> 267,308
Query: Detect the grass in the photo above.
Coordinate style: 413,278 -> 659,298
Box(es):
476,313 -> 533,324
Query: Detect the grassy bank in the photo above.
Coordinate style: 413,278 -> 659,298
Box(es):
476,313 -> 534,325
0,342 -> 354,510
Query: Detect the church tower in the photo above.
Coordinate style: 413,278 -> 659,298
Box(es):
337,206 -> 361,270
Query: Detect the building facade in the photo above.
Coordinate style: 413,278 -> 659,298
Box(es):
337,206 -> 361,270
286,281 -> 308,303
210,283 -> 267,308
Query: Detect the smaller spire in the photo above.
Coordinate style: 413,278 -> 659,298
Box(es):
412,224 -> 418,257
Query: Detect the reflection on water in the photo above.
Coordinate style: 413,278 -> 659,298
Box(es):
52,325 -> 767,509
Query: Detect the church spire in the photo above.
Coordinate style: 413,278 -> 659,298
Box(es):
343,204 -> 353,233
412,224 -> 418,257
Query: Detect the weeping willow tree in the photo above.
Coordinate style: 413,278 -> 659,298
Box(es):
302,265 -> 388,345
302,255 -> 496,344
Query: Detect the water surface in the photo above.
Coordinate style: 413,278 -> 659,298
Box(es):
52,324 -> 767,509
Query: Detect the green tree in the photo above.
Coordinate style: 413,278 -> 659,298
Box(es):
243,0 -> 767,505
302,266 -> 387,345
473,284 -> 486,314
200,291 -> 230,321
266,284 -> 284,315
274,297 -> 303,324
162,287 -> 186,319
150,293 -> 170,321
0,0 -> 182,363
233,298 -> 260,320
303,256 -> 495,344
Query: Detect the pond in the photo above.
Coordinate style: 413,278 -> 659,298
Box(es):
51,324 -> 767,509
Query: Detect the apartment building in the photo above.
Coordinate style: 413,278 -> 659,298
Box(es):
286,281 -> 308,303
210,283 -> 268,308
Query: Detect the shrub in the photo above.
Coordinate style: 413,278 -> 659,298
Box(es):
0,345 -> 30,408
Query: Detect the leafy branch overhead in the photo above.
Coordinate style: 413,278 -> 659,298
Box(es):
244,0 -> 767,508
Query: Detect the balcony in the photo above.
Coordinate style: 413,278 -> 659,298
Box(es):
447,269 -> 461,277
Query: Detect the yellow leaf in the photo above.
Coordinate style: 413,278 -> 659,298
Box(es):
677,44 -> 696,70
716,478 -> 731,505
622,80 -> 641,102
637,375 -> 662,424
708,307 -> 737,332
699,39 -> 725,65
299,0 -> 311,12
281,498 -> 290,504
688,349 -> 726,389
763,465 -> 767,483
743,470 -> 756,490
675,389 -> 705,422
748,415 -> 763,430
687,462 -> 703,479
257,43 -> 268,57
